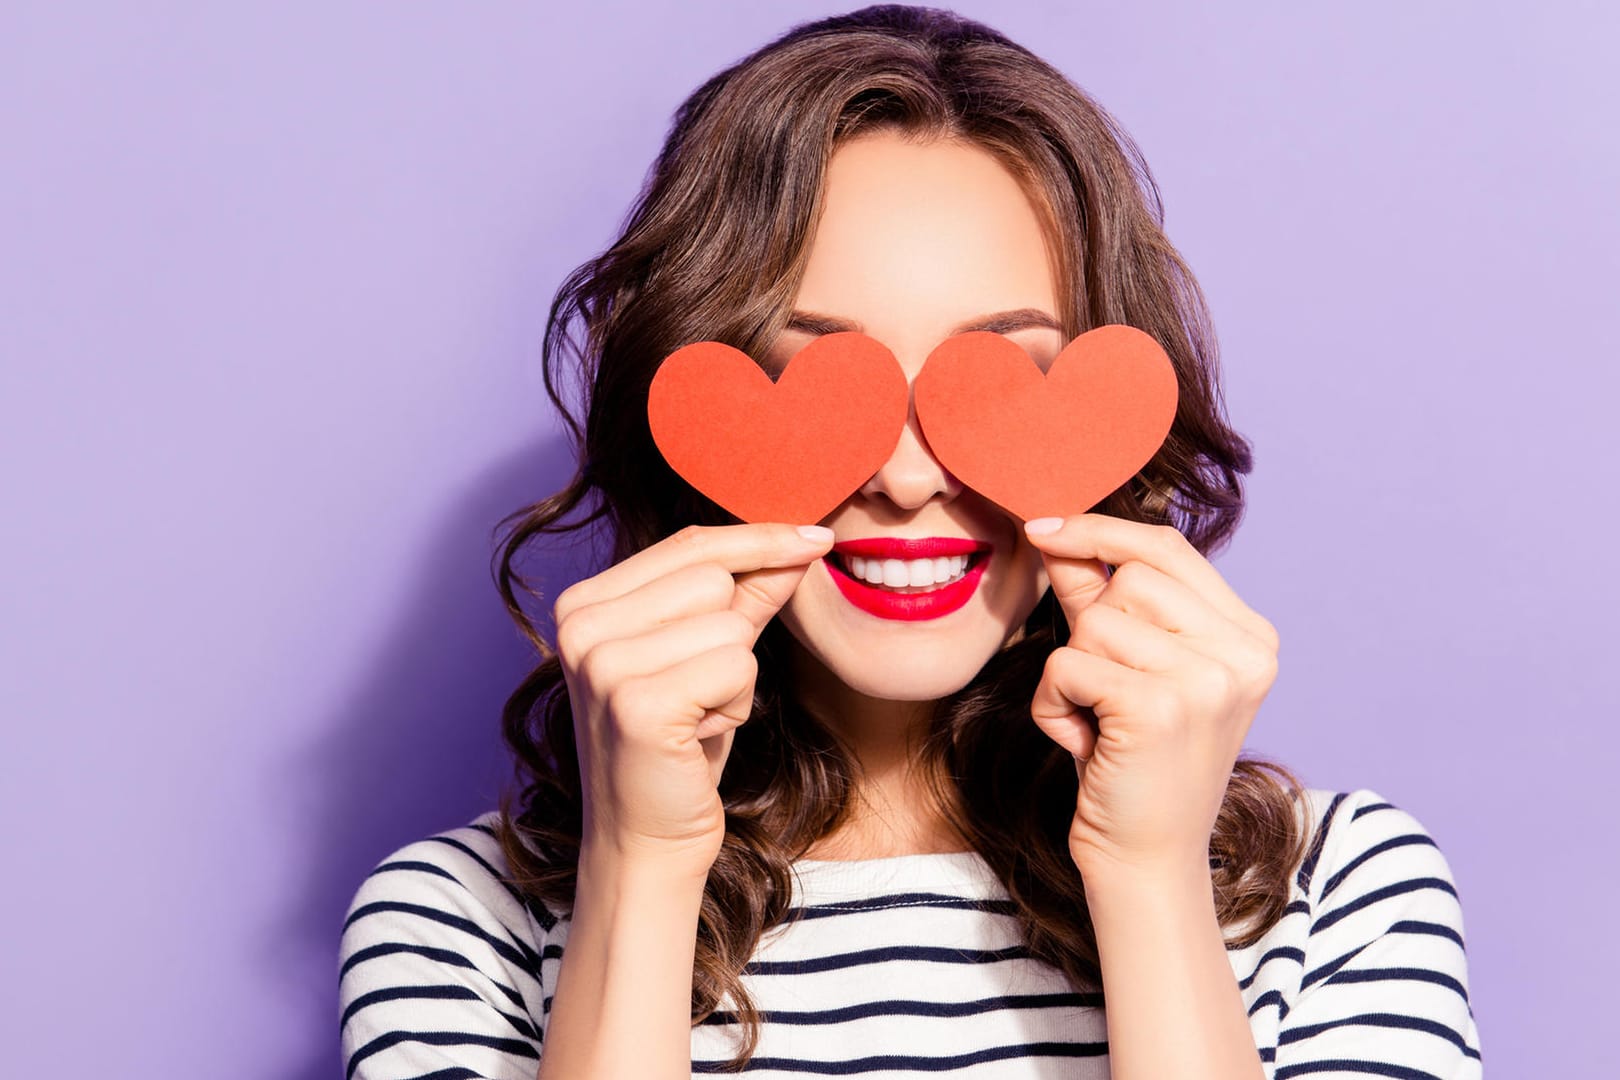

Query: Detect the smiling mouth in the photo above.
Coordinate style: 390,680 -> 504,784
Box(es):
821,540 -> 992,622
825,548 -> 991,594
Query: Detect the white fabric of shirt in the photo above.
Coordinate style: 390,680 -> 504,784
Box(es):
339,786 -> 1483,1078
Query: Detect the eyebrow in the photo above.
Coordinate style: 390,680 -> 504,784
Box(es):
782,307 -> 1064,338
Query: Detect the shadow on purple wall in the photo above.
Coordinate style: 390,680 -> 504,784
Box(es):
271,433 -> 601,1079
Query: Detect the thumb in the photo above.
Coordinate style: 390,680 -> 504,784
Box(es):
1036,546 -> 1109,634
730,561 -> 816,640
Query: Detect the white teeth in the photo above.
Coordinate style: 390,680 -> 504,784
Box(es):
844,553 -> 971,590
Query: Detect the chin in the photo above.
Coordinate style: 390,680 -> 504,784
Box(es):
801,632 -> 999,702
778,586 -> 1038,705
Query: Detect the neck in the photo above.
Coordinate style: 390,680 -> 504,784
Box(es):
787,641 -> 968,856
789,640 -> 936,777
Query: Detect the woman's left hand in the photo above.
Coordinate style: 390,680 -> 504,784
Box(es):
1023,513 -> 1281,879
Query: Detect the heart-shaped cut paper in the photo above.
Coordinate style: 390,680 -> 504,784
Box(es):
647,332 -> 909,523
914,324 -> 1179,521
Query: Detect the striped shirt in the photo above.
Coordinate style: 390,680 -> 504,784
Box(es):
339,786 -> 1483,1078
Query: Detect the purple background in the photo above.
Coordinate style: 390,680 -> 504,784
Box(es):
3,2 -> 1613,1075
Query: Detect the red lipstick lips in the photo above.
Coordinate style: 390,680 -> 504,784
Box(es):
824,536 -> 991,621
830,536 -> 985,559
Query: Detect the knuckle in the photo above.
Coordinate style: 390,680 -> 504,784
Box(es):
1043,645 -> 1077,676
731,570 -> 779,611
721,642 -> 758,678
575,638 -> 619,688
1109,560 -> 1147,590
1255,616 -> 1282,653
694,560 -> 737,597
671,523 -> 709,550
1070,601 -> 1108,643
699,644 -> 756,701
715,608 -> 756,642
672,560 -> 734,607
1142,680 -> 1185,729
1155,523 -> 1188,553
1247,644 -> 1280,689
603,673 -> 651,726
1190,657 -> 1237,703
553,606 -> 591,663
551,583 -> 583,631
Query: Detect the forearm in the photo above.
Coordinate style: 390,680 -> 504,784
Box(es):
1080,857 -> 1267,1080
536,845 -> 710,1080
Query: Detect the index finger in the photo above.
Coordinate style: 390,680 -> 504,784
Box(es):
556,522 -> 834,619
1025,514 -> 1268,642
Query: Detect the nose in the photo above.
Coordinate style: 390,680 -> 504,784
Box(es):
858,390 -> 963,510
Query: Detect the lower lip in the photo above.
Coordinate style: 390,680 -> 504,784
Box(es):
823,554 -> 989,621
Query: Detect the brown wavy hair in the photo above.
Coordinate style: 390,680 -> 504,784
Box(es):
491,4 -> 1314,1070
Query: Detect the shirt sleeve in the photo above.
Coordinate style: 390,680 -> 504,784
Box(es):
338,828 -> 549,1080
1274,789 -> 1484,1079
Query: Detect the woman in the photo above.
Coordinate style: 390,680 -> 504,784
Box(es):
339,6 -> 1482,1078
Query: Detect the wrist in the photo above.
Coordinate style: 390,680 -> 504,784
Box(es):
1074,850 -> 1216,919
578,837 -> 716,894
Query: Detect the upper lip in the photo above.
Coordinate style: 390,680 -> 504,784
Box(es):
831,536 -> 991,559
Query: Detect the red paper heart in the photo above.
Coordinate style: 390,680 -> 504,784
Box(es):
647,332 -> 909,523
914,325 -> 1179,521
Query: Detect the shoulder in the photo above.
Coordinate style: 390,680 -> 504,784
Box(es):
341,810 -> 561,947
1270,788 -> 1482,1072
1293,786 -> 1467,927
339,810 -> 564,992
339,811 -> 563,1078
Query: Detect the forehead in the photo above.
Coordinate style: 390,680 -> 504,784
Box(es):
793,132 -> 1059,357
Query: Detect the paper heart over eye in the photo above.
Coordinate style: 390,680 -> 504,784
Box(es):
646,323 -> 1178,525
913,324 -> 1179,521
646,332 -> 909,524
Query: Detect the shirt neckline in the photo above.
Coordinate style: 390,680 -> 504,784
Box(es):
789,848 -> 1004,901
793,848 -> 980,866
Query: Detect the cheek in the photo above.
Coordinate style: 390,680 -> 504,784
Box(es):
778,559 -> 835,643
1028,542 -> 1049,589
774,590 -> 813,662
781,561 -> 822,617
1009,539 -> 1049,595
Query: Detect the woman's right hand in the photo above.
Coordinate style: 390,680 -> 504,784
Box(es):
552,521 -> 835,874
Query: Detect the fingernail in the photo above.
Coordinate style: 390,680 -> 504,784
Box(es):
796,525 -> 835,543
1025,517 -> 1063,535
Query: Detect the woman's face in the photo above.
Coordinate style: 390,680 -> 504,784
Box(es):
770,129 -> 1062,703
